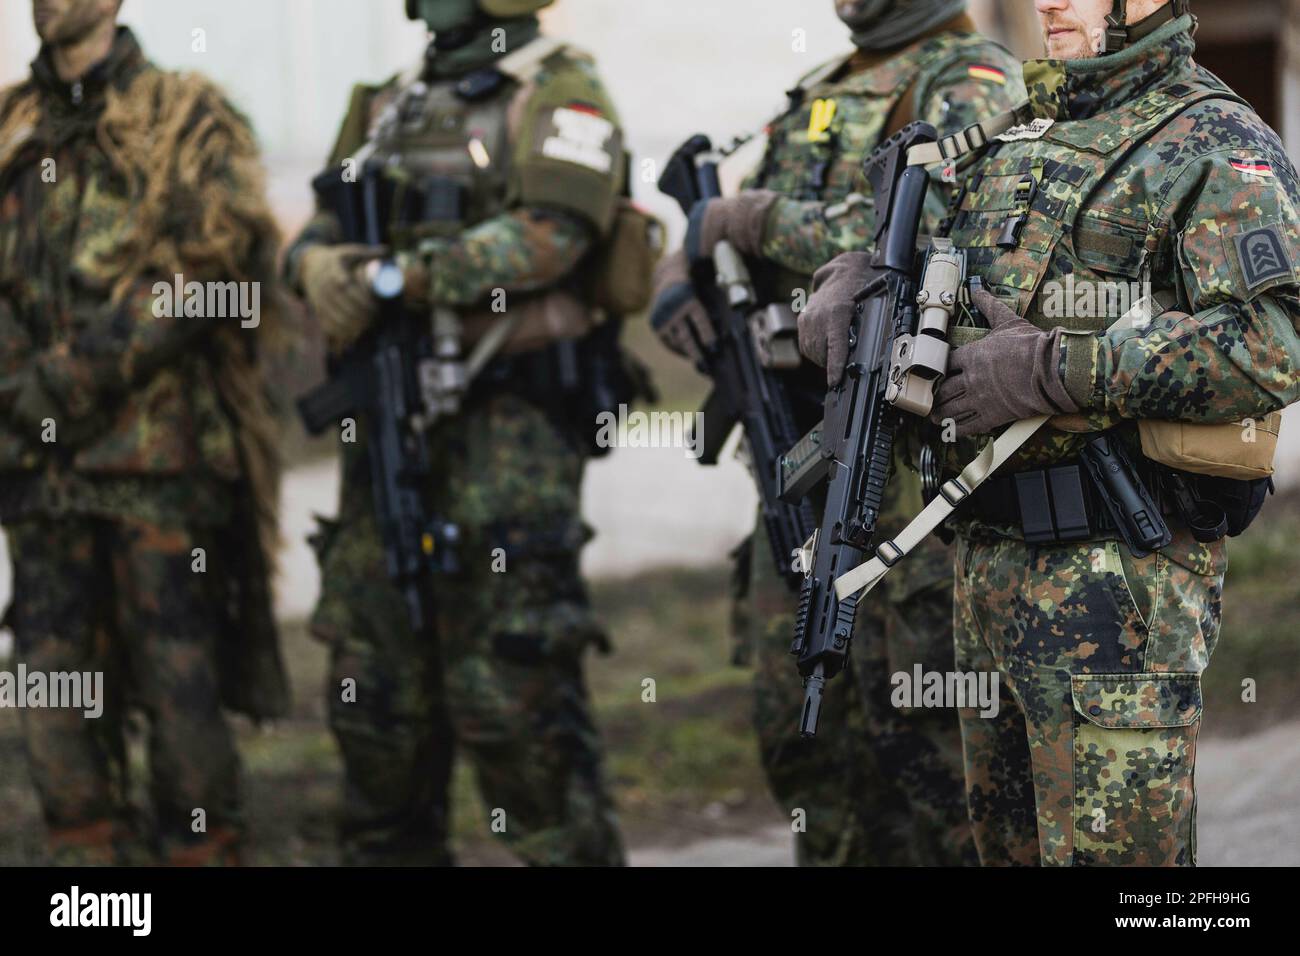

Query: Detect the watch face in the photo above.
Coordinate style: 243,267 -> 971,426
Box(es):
367,260 -> 407,300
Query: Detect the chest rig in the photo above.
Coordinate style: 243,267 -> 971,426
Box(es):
946,78 -> 1242,333
364,66 -> 515,247
750,34 -> 988,205
356,38 -> 569,419
829,81 -> 1252,605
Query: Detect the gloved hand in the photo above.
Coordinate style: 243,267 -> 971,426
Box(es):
649,249 -> 715,363
798,251 -> 873,387
686,189 -> 781,262
0,367 -> 104,449
930,289 -> 1079,438
297,243 -> 387,354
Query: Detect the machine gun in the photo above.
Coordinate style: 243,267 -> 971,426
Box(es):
297,155 -> 462,632
657,134 -> 815,590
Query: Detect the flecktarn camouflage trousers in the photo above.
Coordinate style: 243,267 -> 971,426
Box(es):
742,485 -> 976,867
5,514 -> 242,866
311,392 -> 624,866
954,534 -> 1223,866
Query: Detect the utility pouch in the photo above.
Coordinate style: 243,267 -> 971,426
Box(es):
1137,412 -> 1281,481
1165,471 -> 1273,541
584,197 -> 664,315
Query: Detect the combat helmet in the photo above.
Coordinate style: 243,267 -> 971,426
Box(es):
406,0 -> 554,29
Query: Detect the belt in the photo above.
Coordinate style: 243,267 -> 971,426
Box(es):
960,456 -> 1177,545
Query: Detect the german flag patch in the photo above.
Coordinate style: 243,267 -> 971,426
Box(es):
1230,159 -> 1274,177
968,65 -> 1007,85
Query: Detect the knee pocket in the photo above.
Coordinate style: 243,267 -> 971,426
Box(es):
1070,673 -> 1202,865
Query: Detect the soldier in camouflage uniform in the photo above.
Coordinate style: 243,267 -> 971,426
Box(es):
651,0 -> 1022,865
0,0 -> 287,865
801,0 -> 1300,865
286,0 -> 641,866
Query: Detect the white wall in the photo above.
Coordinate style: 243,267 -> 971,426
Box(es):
0,0 -> 851,231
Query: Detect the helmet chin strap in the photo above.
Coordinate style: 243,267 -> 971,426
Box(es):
1101,0 -> 1190,54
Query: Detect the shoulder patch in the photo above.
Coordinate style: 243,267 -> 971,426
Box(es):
967,64 -> 1007,86
1234,226 -> 1293,292
535,103 -> 618,174
1229,158 -> 1274,178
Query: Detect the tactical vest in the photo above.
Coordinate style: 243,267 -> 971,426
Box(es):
364,47 -> 538,243
942,76 -> 1246,468
751,33 -> 995,206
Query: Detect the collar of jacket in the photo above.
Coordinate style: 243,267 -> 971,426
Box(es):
29,26 -> 147,114
844,11 -> 979,75
1022,13 -> 1195,122
423,15 -> 541,79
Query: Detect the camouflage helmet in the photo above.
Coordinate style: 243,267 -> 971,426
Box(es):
835,0 -> 967,51
406,0 -> 553,27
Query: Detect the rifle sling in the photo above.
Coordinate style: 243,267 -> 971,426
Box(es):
831,414 -> 1050,601
905,103 -> 1029,167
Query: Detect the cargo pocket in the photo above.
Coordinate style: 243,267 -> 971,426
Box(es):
1071,673 -> 1202,866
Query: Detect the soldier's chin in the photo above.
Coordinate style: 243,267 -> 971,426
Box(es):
1045,28 -> 1092,61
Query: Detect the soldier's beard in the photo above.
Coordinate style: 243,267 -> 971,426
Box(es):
1041,12 -> 1105,60
33,0 -> 112,47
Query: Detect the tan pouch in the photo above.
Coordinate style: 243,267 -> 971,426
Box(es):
584,198 -> 664,316
1137,413 -> 1282,480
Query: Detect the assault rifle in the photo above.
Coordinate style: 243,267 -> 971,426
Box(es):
657,134 -> 815,589
297,156 -> 461,632
780,122 -> 970,736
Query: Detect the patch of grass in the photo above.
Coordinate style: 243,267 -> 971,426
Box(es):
1205,491 -> 1300,734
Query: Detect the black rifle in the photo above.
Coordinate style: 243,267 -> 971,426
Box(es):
782,122 -> 952,737
297,159 -> 460,632
657,134 -> 815,590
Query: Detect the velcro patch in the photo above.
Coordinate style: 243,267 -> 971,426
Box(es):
996,118 -> 1055,143
1234,226 -> 1293,292
1229,159 -> 1273,178
968,65 -> 1007,86
536,104 -> 615,174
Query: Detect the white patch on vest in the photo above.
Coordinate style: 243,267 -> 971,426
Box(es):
540,107 -> 614,173
996,118 -> 1056,143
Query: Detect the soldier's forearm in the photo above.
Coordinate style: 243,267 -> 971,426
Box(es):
1095,295 -> 1300,422
35,278 -> 227,417
416,207 -> 593,307
759,196 -> 873,277
284,211 -> 345,294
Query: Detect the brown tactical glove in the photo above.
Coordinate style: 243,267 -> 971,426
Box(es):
798,251 -> 873,387
930,289 -> 1079,439
297,243 -> 386,354
649,249 -> 716,363
688,190 -> 781,261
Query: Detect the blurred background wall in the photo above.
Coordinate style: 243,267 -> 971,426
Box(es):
3,0 -> 1297,238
